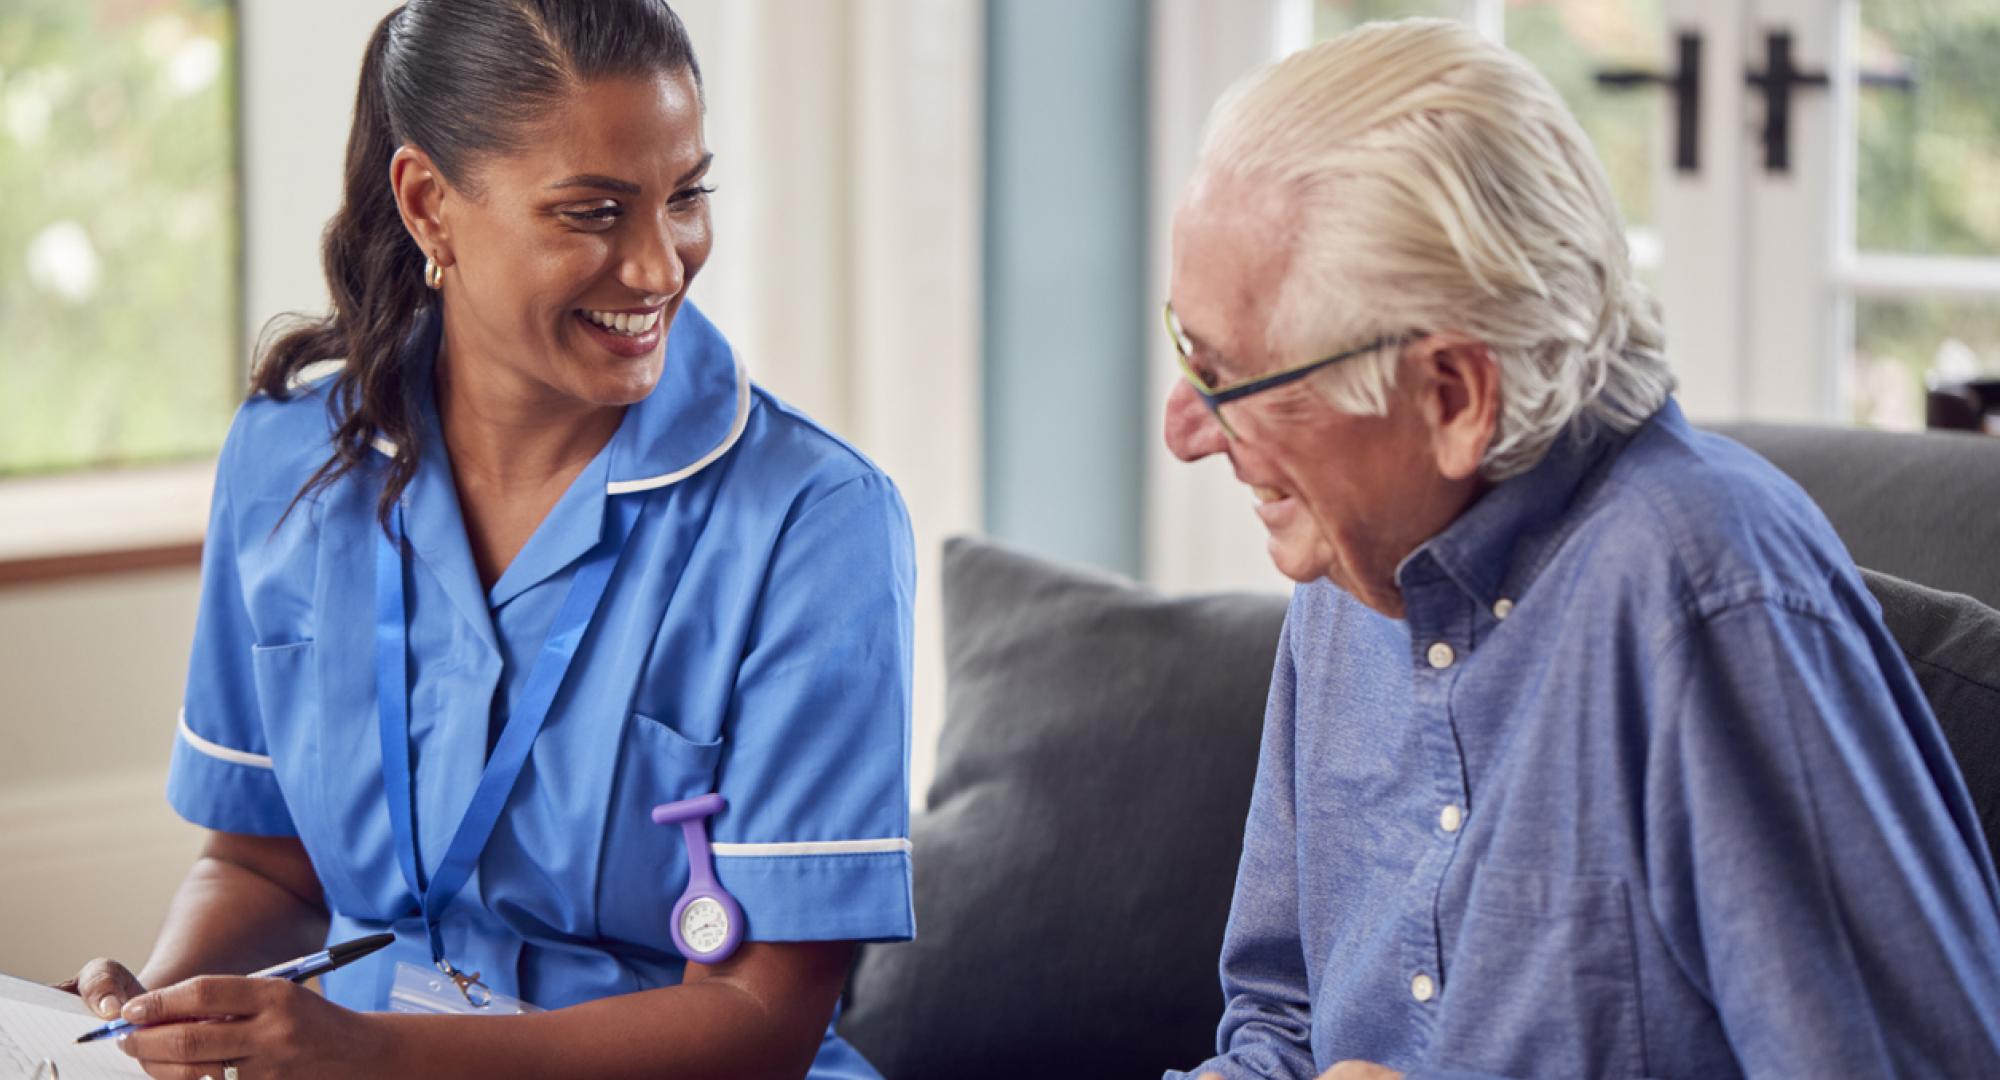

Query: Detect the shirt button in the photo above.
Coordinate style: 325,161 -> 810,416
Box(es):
1426,642 -> 1455,669
1411,972 -> 1437,1002
1439,804 -> 1463,833
1492,597 -> 1514,620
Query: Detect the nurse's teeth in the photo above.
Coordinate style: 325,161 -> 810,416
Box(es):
582,309 -> 662,335
1253,486 -> 1286,503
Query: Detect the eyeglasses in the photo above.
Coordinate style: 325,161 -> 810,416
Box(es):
1164,301 -> 1398,440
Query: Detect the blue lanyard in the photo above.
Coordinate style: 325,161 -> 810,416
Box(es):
374,490 -> 645,992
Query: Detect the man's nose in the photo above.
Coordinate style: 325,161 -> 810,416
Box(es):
1164,379 -> 1228,462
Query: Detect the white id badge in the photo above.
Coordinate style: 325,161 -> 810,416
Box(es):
387,960 -> 544,1015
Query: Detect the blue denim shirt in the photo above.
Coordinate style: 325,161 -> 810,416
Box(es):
1170,401 -> 2000,1079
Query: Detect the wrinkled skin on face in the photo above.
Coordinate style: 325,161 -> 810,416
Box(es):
1162,170 -> 1499,618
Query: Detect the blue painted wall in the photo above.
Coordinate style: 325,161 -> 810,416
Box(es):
982,0 -> 1149,576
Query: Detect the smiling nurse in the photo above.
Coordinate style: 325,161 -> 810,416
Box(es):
59,3 -> 915,1078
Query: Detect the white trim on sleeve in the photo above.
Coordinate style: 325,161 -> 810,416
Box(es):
177,709 -> 275,770
712,837 -> 912,858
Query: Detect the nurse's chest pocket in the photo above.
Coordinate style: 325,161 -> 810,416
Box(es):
247,641 -> 318,813
593,711 -> 725,951
1432,867 -> 1648,1079
249,640 -> 317,720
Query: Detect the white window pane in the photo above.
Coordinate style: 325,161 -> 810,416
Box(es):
1855,1 -> 2000,258
1504,0 -> 1663,229
1851,294 -> 2000,431
1,0 -> 238,475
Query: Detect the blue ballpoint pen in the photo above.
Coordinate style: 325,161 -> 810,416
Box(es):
75,933 -> 395,1044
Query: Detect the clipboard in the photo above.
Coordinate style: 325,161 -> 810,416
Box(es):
0,974 -> 146,1079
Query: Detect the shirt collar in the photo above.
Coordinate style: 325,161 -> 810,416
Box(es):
1402,401 -> 1680,609
605,299 -> 751,492
372,298 -> 750,494
374,301 -> 749,616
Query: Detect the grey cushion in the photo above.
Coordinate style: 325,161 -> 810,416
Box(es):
1861,569 -> 2000,868
1712,423 -> 2000,610
838,537 -> 1289,1080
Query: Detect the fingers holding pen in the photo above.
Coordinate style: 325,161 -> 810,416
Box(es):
115,975 -> 390,1079
115,976 -> 268,1068
123,974 -> 276,1027
66,957 -> 148,1019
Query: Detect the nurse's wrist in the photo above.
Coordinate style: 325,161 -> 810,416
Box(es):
361,1010 -> 426,1075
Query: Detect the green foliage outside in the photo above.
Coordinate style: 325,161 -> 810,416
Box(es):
1857,0 -> 2000,257
1503,1 -> 1661,231
0,0 -> 239,476
1851,0 -> 2000,427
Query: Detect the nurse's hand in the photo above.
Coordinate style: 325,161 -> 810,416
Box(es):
57,957 -> 148,1020
113,975 -> 388,1079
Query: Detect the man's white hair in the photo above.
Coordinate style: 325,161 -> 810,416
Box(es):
1197,18 -> 1674,480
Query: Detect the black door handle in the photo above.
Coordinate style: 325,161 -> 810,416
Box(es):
1592,29 -> 1916,180
1745,31 -> 1825,173
1594,31 -> 1702,174
1746,30 -> 1917,174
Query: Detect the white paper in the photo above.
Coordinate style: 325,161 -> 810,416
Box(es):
0,975 -> 148,1079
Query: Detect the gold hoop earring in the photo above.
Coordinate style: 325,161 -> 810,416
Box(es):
424,255 -> 444,290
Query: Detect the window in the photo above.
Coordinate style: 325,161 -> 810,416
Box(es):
1,0 -> 239,477
1846,0 -> 2000,428
1305,0 -> 2000,430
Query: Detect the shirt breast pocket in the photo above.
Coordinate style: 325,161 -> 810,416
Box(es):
592,710 -> 726,954
249,639 -> 315,705
1434,866 -> 1649,1079
246,640 -> 380,912
247,640 -> 316,790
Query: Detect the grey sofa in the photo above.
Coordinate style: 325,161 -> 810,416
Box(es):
837,423 -> 2000,1080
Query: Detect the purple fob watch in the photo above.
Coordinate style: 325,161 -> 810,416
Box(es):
650,793 -> 745,963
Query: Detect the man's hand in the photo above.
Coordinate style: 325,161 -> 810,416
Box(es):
1319,1062 -> 1402,1080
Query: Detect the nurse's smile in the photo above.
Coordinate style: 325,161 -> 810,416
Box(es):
574,304 -> 668,359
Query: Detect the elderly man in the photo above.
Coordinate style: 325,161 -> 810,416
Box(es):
1160,19 -> 2000,1080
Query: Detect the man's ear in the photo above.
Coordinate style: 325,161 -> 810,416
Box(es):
389,144 -> 456,270
1409,331 -> 1500,482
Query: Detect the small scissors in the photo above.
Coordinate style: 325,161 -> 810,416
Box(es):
30,1059 -> 57,1080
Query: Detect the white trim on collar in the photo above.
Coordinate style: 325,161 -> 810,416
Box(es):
363,350 -> 749,494
607,349 -> 751,495
177,709 -> 276,769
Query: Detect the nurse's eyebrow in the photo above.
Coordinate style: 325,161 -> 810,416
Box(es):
676,152 -> 715,186
547,155 -> 714,196
548,174 -> 642,195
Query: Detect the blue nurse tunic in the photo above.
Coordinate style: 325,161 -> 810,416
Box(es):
164,302 -> 915,1078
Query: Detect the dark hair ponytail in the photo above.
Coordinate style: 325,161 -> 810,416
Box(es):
250,0 -> 702,528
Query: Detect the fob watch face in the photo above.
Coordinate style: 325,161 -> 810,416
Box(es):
681,896 -> 730,955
